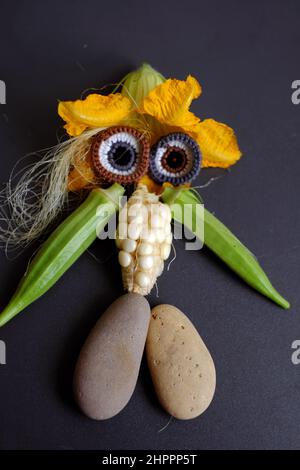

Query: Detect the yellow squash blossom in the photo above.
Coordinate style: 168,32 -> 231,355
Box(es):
58,64 -> 242,190
138,74 -> 241,168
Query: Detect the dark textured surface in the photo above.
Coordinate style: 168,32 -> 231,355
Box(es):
0,0 -> 299,450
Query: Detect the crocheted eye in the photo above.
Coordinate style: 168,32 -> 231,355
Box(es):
149,133 -> 201,186
91,126 -> 150,184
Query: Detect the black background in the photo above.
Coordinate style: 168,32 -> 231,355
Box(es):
0,0 -> 299,450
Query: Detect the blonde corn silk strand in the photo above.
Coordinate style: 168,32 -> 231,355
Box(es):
0,127 -> 107,253
0,81 -> 159,254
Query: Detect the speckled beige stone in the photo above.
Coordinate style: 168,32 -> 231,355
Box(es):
73,293 -> 150,420
146,304 -> 216,420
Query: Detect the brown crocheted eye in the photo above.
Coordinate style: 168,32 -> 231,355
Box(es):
149,132 -> 202,186
91,126 -> 150,184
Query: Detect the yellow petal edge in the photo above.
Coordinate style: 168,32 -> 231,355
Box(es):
58,69 -> 242,171
58,93 -> 132,137
196,119 -> 242,168
139,75 -> 202,133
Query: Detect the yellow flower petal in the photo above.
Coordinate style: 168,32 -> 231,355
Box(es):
58,93 -> 132,136
67,156 -> 98,192
139,175 -> 163,194
196,119 -> 242,168
140,175 -> 191,194
139,75 -> 202,132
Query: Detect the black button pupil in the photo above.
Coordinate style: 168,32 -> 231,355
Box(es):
166,150 -> 185,169
112,145 -> 133,167
108,142 -> 137,171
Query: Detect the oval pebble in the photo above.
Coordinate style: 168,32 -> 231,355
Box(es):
146,304 -> 216,420
74,293 -> 151,420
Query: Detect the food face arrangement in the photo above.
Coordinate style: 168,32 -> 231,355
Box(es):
0,64 -> 289,420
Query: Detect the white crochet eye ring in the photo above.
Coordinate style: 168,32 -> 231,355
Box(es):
150,132 -> 202,186
91,126 -> 150,184
100,132 -> 139,176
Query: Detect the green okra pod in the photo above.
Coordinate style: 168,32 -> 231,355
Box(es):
0,184 -> 125,327
162,186 -> 290,309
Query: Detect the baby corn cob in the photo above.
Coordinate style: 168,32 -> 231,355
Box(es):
116,184 -> 172,295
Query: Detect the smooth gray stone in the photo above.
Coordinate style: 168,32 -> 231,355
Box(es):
73,293 -> 150,420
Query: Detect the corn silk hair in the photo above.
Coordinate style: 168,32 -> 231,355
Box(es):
0,127 -> 105,253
